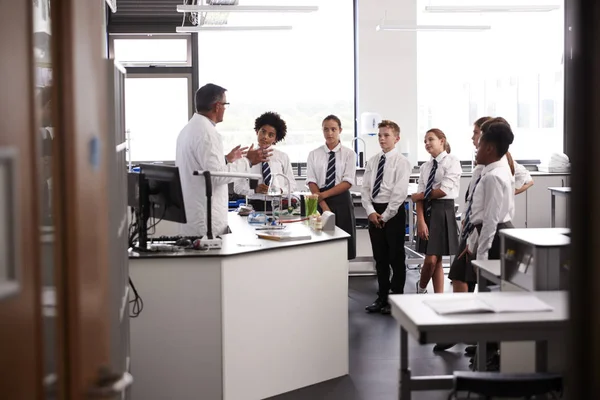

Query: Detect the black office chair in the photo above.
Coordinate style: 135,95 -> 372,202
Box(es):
447,371 -> 563,400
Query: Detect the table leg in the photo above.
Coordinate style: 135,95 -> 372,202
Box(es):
399,327 -> 411,400
408,199 -> 414,244
551,193 -> 556,227
477,269 -> 488,293
476,340 -> 487,372
536,341 -> 548,372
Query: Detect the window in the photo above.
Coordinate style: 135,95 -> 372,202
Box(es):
112,35 -> 191,66
125,76 -> 191,162
417,1 -> 564,161
195,0 -> 355,163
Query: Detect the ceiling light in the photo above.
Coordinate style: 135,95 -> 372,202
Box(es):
177,5 -> 318,13
176,25 -> 293,32
424,5 -> 560,13
376,24 -> 491,32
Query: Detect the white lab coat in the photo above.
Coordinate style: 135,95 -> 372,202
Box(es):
175,114 -> 251,236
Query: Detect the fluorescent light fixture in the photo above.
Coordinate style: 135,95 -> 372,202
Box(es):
376,24 -> 491,32
177,5 -> 318,13
424,5 -> 560,13
176,25 -> 293,32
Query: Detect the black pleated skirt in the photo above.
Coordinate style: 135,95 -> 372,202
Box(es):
416,199 -> 459,256
319,190 -> 356,260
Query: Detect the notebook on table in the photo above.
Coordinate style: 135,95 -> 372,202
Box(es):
424,294 -> 554,316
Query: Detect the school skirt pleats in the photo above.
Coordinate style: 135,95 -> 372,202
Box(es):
321,190 -> 356,260
416,199 -> 458,256
448,221 -> 514,283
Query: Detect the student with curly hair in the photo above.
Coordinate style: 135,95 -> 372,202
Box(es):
234,111 -> 295,211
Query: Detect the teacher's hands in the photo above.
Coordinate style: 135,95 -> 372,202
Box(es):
226,145 -> 249,163
246,144 -> 273,166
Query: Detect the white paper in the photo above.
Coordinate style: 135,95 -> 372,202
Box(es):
424,298 -> 494,315
425,295 -> 554,315
482,295 -> 554,313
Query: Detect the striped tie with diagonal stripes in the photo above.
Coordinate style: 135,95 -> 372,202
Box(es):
461,174 -> 482,239
262,161 -> 271,186
324,151 -> 336,190
424,159 -> 438,216
371,154 -> 386,198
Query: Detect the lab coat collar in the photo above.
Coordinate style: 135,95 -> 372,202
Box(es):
196,113 -> 217,126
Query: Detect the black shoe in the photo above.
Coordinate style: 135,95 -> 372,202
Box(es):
365,298 -> 386,313
464,345 -> 477,356
433,343 -> 456,352
380,303 -> 391,315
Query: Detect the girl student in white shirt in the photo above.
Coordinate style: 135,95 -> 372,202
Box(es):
361,120 -> 412,315
452,121 -> 516,284
412,129 -> 462,294
233,112 -> 295,211
306,115 -> 357,260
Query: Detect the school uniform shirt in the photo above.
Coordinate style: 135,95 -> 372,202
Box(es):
466,159 -> 514,260
176,113 -> 251,237
306,142 -> 356,189
233,147 -> 296,199
514,161 -> 533,190
361,148 -> 412,222
417,151 -> 462,200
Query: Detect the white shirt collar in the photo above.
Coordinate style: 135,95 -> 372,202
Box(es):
433,151 -> 448,163
482,159 -> 507,175
323,142 -> 342,153
380,147 -> 397,157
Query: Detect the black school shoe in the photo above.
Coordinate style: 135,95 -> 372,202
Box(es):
365,298 -> 386,313
433,343 -> 457,352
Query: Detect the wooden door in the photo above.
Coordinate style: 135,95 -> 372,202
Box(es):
0,0 -> 43,399
52,0 -> 131,398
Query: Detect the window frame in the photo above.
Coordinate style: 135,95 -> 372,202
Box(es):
108,33 -> 193,67
124,73 -> 194,163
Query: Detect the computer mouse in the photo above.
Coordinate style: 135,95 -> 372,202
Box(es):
175,238 -> 192,247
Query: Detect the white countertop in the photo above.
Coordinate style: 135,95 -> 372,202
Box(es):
471,259 -> 501,278
129,214 -> 349,259
500,228 -> 570,247
389,291 -> 568,345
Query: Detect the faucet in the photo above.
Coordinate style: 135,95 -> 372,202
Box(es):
268,173 -> 293,213
351,136 -> 367,167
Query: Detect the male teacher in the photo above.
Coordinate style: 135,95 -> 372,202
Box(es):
176,83 -> 270,236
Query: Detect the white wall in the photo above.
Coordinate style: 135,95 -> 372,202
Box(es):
357,0 -> 418,167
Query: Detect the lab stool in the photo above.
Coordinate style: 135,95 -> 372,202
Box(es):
447,371 -> 563,400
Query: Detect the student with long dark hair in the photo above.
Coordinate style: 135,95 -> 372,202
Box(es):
412,128 -> 462,294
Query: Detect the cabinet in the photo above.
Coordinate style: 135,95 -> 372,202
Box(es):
526,175 -> 570,228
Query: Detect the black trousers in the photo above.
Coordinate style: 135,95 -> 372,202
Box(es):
368,203 -> 407,300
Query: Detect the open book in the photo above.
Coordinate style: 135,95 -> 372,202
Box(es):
256,231 -> 311,242
424,294 -> 554,315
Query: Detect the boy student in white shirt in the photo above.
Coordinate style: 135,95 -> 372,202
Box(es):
234,112 -> 296,211
306,115 -> 357,260
412,129 -> 462,294
361,120 -> 412,315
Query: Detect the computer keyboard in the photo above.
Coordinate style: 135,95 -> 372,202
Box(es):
150,235 -> 199,243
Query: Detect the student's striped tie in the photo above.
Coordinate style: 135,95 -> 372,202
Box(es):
324,151 -> 336,190
461,175 -> 483,239
371,154 -> 386,198
424,159 -> 438,216
262,162 -> 271,186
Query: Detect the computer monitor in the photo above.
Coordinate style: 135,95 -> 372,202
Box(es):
140,164 -> 187,224
128,164 -> 187,250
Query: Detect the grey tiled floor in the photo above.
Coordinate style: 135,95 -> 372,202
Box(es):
268,270 -> 471,400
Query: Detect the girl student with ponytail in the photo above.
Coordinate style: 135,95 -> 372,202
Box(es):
412,129 -> 462,294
